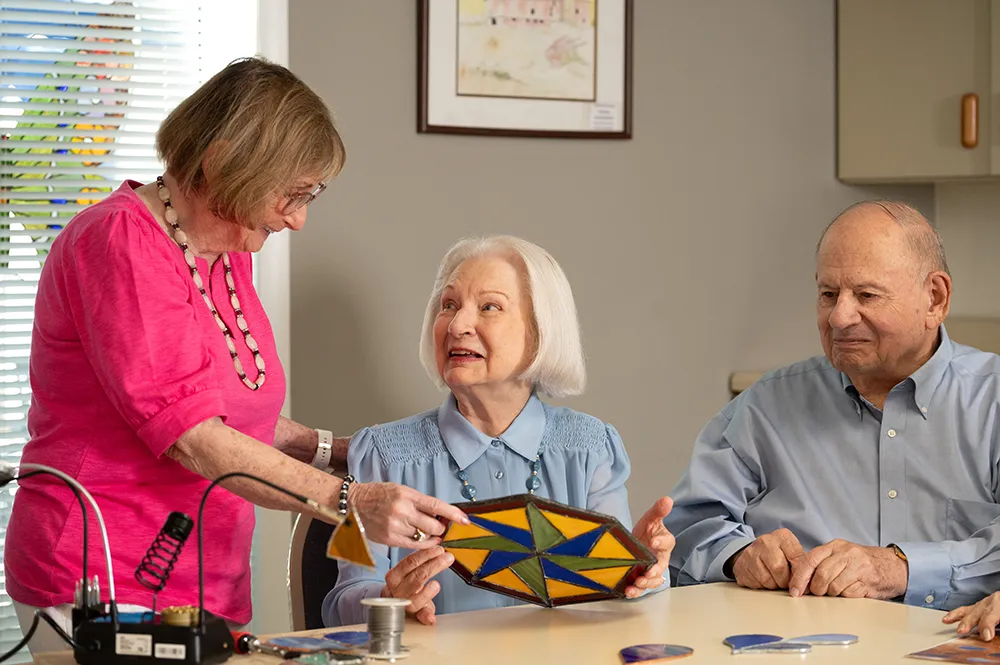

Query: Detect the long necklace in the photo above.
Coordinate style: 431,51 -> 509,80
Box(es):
455,441 -> 546,501
156,176 -> 266,391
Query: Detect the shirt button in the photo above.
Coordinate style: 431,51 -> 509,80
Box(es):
491,439 -> 502,448
888,489 -> 898,499
925,594 -> 935,604
495,471 -> 504,480
887,429 -> 896,438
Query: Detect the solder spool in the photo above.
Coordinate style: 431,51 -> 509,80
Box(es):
360,597 -> 411,660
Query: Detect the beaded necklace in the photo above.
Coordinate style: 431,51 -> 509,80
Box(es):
156,176 -> 266,391
454,440 -> 546,501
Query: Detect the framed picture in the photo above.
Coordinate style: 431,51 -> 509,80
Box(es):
418,0 -> 633,139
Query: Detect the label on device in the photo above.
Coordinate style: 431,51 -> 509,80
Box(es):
115,633 -> 152,656
155,643 -> 187,660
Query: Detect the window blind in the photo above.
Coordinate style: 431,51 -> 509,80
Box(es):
0,1 -> 236,659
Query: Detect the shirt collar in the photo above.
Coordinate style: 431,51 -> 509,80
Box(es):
437,392 -> 546,470
839,325 -> 953,419
910,325 -> 954,417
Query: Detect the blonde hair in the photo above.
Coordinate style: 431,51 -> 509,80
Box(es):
419,236 -> 586,398
156,56 -> 346,229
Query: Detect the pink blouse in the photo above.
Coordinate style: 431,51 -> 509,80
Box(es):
5,181 -> 286,624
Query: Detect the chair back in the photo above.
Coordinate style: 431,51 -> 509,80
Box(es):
288,513 -> 339,631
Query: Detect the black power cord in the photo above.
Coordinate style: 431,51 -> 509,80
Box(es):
0,468 -> 93,663
197,471 -> 318,632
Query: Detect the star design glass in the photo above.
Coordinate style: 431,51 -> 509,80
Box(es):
441,494 -> 655,607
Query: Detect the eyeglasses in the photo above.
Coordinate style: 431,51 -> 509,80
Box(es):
281,181 -> 327,216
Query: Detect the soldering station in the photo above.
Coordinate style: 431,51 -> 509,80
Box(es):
0,463 -> 409,664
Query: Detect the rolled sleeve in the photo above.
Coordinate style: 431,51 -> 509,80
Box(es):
896,541 -> 952,609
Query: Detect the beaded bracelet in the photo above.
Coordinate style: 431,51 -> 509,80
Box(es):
338,474 -> 355,516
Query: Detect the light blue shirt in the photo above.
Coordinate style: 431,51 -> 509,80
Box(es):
323,393 -> 643,626
665,327 -> 1000,611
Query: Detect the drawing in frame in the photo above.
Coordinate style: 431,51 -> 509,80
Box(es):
418,0 -> 633,138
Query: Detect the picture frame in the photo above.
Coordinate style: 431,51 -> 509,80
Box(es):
417,0 -> 634,139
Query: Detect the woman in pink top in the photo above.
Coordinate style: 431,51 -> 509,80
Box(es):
6,57 -> 468,656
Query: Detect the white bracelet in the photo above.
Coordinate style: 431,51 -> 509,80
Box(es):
312,429 -> 333,470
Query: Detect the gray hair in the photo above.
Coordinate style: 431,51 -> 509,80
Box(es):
817,200 -> 950,277
419,235 -> 586,398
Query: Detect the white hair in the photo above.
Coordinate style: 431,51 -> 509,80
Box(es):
419,235 -> 586,398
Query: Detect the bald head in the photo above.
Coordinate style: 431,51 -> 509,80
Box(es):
817,200 -> 949,279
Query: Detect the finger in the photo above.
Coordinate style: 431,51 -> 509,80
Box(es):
809,556 -> 849,596
734,554 -> 764,590
391,547 -> 448,580
390,551 -> 452,597
415,601 -> 437,626
635,497 -> 674,535
979,608 -> 1000,642
789,547 -> 831,597
407,579 -> 443,616
778,531 -> 806,562
412,492 -> 470,526
745,554 -> 778,590
944,606 -> 969,624
839,579 -> 866,598
758,544 -> 792,589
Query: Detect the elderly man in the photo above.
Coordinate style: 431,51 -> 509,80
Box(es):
665,200 -> 1000,612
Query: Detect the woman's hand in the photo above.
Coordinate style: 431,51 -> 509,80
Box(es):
944,592 -> 1000,641
350,482 -> 470,549
383,547 -> 455,625
625,496 -> 675,599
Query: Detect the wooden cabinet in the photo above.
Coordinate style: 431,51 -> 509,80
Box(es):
837,0 -> 997,182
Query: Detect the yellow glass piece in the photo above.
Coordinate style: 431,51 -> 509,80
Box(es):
539,510 -> 600,540
448,547 -> 490,574
326,508 -> 375,569
546,578 -> 597,599
443,521 -> 495,542
483,568 -> 536,597
479,507 -> 531,530
578,565 -> 633,589
589,532 -> 635,560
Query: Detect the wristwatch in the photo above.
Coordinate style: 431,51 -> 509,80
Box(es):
888,543 -> 908,562
311,429 -> 333,470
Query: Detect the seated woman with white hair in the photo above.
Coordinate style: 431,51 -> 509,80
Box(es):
322,235 -> 674,626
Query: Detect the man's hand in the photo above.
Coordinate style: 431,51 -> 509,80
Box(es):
788,539 -> 907,599
943,592 -> 1000,641
730,528 -> 805,590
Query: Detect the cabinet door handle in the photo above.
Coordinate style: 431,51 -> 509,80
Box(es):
962,93 -> 979,148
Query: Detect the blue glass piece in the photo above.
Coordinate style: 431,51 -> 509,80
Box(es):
461,484 -> 477,500
530,459 -> 541,472
456,470 -> 468,481
619,644 -> 694,663
470,515 -> 534,549
323,631 -> 368,646
723,635 -> 783,651
526,476 -> 541,491
545,527 -> 605,557
540,558 -> 608,592
477,550 -> 532,578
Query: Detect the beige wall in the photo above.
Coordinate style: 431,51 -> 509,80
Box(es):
935,183 -> 1000,319
287,0 -> 932,514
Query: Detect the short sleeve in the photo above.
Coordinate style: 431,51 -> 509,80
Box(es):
60,207 -> 226,456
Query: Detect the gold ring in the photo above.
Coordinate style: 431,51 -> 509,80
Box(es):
412,528 -> 427,542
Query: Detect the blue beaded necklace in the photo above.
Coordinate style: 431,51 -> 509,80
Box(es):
455,440 -> 546,501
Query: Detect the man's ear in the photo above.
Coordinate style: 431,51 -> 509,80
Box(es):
925,271 -> 952,329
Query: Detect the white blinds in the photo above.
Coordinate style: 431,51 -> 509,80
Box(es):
0,1 -> 219,659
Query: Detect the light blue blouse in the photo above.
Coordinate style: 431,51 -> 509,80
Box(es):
322,393 -> 645,626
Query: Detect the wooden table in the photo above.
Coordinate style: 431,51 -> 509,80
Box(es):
34,582 -> 962,664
